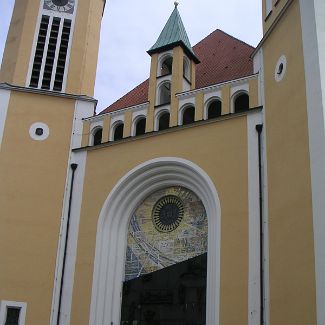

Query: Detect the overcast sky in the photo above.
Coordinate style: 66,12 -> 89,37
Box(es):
0,0 -> 262,112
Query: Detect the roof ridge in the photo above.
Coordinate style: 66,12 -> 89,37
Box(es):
217,29 -> 255,49
100,79 -> 149,114
193,28 -> 255,51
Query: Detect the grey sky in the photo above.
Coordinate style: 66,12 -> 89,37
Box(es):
0,1 -> 263,112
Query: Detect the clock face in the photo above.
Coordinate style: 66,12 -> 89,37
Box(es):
44,0 -> 75,13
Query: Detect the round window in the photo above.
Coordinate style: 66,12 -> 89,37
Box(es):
29,122 -> 50,141
275,55 -> 287,82
152,195 -> 184,232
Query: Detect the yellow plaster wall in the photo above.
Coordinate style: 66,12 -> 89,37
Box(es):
170,97 -> 179,127
0,0 -> 39,86
101,115 -> 111,143
66,0 -> 104,96
195,92 -> 204,121
146,54 -> 158,132
249,78 -> 259,108
0,92 -> 75,324
123,110 -> 132,138
82,120 -> 91,147
262,2 -> 316,324
170,46 -> 184,127
222,85 -> 231,115
69,116 -> 250,325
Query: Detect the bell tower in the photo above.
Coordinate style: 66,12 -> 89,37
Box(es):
0,1 -> 105,324
253,0 -> 325,324
145,3 -> 199,131
0,0 -> 104,96
27,0 -> 78,92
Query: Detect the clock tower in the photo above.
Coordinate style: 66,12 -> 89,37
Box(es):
0,1 -> 105,325
0,0 -> 104,96
28,0 -> 77,92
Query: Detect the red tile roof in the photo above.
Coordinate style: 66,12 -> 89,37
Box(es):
100,29 -> 255,114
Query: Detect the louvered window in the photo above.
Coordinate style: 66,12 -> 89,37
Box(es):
41,17 -> 61,90
53,19 -> 72,91
29,16 -> 72,92
29,15 -> 50,88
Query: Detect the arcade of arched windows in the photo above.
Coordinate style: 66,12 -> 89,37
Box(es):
87,84 -> 256,146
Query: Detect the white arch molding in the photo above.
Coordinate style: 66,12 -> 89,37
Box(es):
89,157 -> 221,325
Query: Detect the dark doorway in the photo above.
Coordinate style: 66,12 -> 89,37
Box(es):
120,253 -> 207,325
114,123 -> 124,141
207,100 -> 222,119
135,118 -> 146,136
158,112 -> 170,131
182,106 -> 195,125
93,128 -> 102,146
234,93 -> 249,113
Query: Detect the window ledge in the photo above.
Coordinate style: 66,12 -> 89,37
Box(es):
155,103 -> 171,109
157,73 -> 172,80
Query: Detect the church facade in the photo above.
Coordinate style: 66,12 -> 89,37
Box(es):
0,1 -> 324,325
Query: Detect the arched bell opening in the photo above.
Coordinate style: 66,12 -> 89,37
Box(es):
233,92 -> 249,113
113,122 -> 124,141
158,82 -> 172,106
207,99 -> 222,119
182,105 -> 195,125
158,111 -> 170,131
160,56 -> 173,76
92,127 -> 102,146
134,117 -> 146,136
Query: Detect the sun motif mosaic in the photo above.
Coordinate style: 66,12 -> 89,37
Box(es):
152,195 -> 184,233
124,186 -> 208,281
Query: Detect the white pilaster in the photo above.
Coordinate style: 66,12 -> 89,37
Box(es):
50,99 -> 93,325
299,1 -> 325,324
247,110 -> 263,325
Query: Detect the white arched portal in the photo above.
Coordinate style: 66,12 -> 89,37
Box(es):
89,157 -> 221,325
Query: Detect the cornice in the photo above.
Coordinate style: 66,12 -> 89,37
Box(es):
0,83 -> 97,104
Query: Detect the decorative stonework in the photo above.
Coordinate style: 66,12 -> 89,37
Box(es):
152,195 -> 184,233
125,186 -> 208,281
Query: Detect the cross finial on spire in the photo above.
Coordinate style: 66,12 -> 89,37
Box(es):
174,1 -> 179,8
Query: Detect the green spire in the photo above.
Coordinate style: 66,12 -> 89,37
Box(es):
148,3 -> 200,63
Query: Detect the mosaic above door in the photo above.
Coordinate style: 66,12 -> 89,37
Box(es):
124,186 -> 208,281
